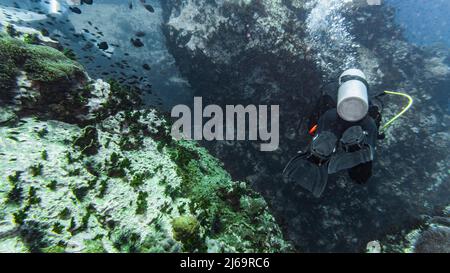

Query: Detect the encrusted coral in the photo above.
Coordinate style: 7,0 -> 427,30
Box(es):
0,114 -> 291,253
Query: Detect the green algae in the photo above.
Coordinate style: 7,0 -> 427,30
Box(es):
171,215 -> 202,251
0,36 -> 24,93
23,44 -> 84,82
23,33 -> 39,45
0,34 -> 84,92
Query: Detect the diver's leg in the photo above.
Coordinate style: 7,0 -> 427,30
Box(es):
358,115 -> 378,150
311,108 -> 340,163
346,115 -> 377,183
328,115 -> 377,176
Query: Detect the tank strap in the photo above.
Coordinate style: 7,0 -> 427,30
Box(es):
340,75 -> 370,91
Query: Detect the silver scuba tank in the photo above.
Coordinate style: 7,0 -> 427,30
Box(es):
337,69 -> 369,122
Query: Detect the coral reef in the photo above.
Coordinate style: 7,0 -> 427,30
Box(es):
0,33 -> 291,253
375,206 -> 450,253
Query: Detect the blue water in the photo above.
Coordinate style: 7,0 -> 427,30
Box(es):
386,0 -> 450,48
386,0 -> 450,115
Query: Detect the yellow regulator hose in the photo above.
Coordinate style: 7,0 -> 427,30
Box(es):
380,90 -> 414,133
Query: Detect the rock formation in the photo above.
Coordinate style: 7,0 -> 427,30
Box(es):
0,32 -> 291,253
161,0 -> 450,252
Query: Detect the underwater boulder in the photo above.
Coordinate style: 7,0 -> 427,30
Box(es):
0,33 -> 126,124
374,206 -> 450,253
414,226 -> 450,253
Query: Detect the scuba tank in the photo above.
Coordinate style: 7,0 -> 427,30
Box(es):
307,69 -> 413,137
306,69 -> 370,136
337,69 -> 369,122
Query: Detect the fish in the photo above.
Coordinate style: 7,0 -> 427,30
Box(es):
136,31 -> 146,37
143,64 -> 151,71
130,38 -> 144,48
69,7 -> 82,14
97,41 -> 109,50
143,5 -> 155,13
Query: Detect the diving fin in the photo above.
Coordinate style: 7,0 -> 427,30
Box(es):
327,145 -> 373,174
328,125 -> 374,174
283,153 -> 329,198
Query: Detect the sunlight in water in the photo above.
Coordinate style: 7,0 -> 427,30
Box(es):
49,0 -> 61,14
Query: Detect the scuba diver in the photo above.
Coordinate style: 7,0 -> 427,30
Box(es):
283,68 -> 413,198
